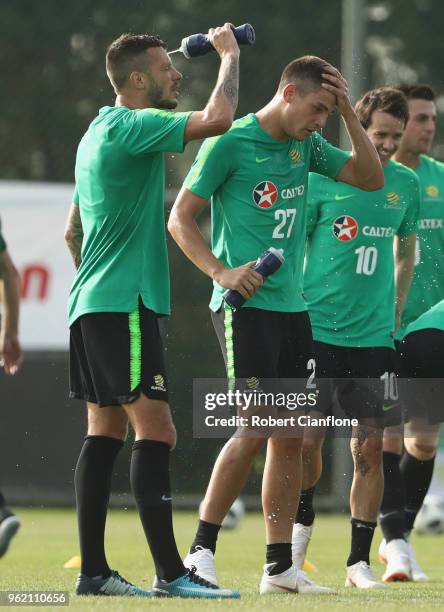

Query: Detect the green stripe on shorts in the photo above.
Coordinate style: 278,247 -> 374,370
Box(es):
129,306 -> 142,391
224,305 -> 235,390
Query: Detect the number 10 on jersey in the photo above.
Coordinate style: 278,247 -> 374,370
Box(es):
354,246 -> 378,275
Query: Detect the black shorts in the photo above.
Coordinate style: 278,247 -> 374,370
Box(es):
312,340 -> 401,426
211,306 -> 314,392
69,300 -> 168,407
398,328 -> 444,424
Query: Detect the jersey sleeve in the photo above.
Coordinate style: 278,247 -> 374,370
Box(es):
306,173 -> 322,237
122,109 -> 191,156
309,131 -> 351,179
183,133 -> 235,199
72,185 -> 79,205
397,172 -> 421,237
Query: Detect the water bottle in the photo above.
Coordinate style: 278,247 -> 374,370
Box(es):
223,247 -> 285,310
178,24 -> 255,59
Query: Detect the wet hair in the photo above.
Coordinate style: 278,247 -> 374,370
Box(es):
106,33 -> 166,91
278,55 -> 333,94
355,86 -> 409,129
396,84 -> 435,102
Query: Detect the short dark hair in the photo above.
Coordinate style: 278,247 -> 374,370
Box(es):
396,84 -> 435,102
278,55 -> 333,94
106,33 -> 166,91
355,87 -> 409,129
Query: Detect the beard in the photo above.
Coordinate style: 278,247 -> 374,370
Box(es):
149,78 -> 178,110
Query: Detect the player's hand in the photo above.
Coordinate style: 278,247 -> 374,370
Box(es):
321,66 -> 354,116
208,23 -> 240,58
214,262 -> 263,299
0,332 -> 23,375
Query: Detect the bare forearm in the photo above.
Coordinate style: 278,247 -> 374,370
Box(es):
64,204 -> 83,269
395,259 -> 414,320
1,268 -> 20,336
66,237 -> 82,269
169,214 -> 223,280
342,108 -> 384,190
204,53 -> 239,127
394,236 -> 416,322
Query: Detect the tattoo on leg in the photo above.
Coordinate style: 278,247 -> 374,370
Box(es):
352,429 -> 371,477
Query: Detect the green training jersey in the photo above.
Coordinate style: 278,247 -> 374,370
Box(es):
184,113 -> 350,312
304,159 -> 420,348
68,105 -> 190,326
0,217 -> 6,253
405,298 -> 444,335
397,154 -> 444,338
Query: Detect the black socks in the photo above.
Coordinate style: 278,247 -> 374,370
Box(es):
74,435 -> 123,578
295,487 -> 315,526
401,450 -> 435,532
380,451 -> 406,542
266,543 -> 292,575
347,518 -> 376,566
190,519 -> 221,555
130,439 -> 185,583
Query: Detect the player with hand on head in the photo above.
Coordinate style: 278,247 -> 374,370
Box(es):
292,87 -> 419,588
379,84 -> 444,583
169,55 -> 383,596
0,216 -> 23,557
65,25 -> 242,599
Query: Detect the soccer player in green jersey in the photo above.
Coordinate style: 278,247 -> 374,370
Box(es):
169,56 -> 383,595
379,85 -> 444,583
291,87 -> 419,588
65,26 -> 243,599
0,216 -> 22,557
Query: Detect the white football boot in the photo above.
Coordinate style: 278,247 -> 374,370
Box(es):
381,538 -> 412,582
291,522 -> 314,569
406,539 -> 429,582
380,537 -> 429,582
260,563 -> 336,594
183,546 -> 218,586
345,561 -> 387,589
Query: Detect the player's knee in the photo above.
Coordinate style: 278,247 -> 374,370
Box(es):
302,436 -> 323,461
226,436 -> 264,458
362,437 -> 383,466
269,436 -> 302,455
408,439 -> 436,461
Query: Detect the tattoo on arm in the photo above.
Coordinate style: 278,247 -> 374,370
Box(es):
65,206 -> 83,269
216,56 -> 239,110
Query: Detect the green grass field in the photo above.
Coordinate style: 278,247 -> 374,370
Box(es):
1,509 -> 444,610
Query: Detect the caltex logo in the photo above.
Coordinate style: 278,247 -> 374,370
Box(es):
253,181 -> 278,209
332,215 -> 359,241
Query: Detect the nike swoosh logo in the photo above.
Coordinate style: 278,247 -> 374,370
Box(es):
382,404 -> 398,412
380,510 -> 399,520
161,494 -> 172,501
269,583 -> 298,593
335,194 -> 355,201
256,156 -> 272,163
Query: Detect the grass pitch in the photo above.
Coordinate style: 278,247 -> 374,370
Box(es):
1,508 -> 444,610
